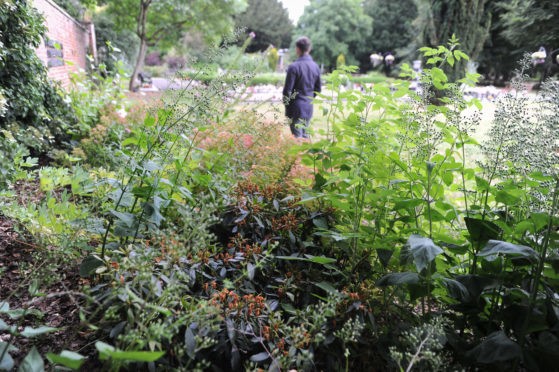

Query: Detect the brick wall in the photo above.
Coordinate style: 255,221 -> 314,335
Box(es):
33,0 -> 95,88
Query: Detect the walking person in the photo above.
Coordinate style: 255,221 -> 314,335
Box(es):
282,36 -> 321,139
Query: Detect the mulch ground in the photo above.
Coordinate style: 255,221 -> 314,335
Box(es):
0,179 -> 102,370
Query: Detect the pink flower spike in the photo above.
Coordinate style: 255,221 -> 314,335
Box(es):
125,128 -> 131,133
249,32 -> 255,38
242,134 -> 254,147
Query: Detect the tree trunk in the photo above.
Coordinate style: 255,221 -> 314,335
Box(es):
129,0 -> 150,92
130,39 -> 147,91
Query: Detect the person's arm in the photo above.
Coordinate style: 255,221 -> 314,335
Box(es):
283,65 -> 296,105
313,70 -> 321,97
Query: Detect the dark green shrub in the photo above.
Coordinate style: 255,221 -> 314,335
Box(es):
0,0 -> 75,152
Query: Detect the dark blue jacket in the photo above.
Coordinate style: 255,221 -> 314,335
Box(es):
283,54 -> 321,119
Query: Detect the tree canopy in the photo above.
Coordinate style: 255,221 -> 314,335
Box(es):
295,0 -> 373,70
363,0 -> 417,54
408,0 -> 491,81
498,0 -> 559,51
235,0 -> 293,53
104,0 -> 247,90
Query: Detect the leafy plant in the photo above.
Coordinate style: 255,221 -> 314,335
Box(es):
0,0 -> 75,152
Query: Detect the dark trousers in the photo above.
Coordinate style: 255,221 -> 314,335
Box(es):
290,118 -> 311,139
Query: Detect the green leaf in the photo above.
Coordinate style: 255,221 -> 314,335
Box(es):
431,67 -> 448,83
305,255 -> 336,265
20,326 -> 59,337
529,212 -> 550,232
0,343 -> 17,371
95,341 -> 115,361
143,160 -> 161,172
454,50 -> 469,61
394,199 -> 423,210
376,248 -> 393,268
401,234 -> 443,272
108,189 -> 134,208
95,341 -> 165,362
467,331 -> 521,364
185,327 -> 196,359
442,172 -> 454,186
377,272 -> 419,287
110,210 -> 135,228
475,176 -> 490,191
46,351 -> 85,370
250,352 -> 269,362
18,347 -> 44,372
79,255 -> 105,277
247,262 -> 255,280
442,278 -> 470,302
426,161 -> 436,176
455,275 -> 498,299
314,281 -> 337,294
0,307 -> 43,319
478,240 -> 537,258
496,190 -> 522,205
0,319 -> 16,333
464,217 -> 501,243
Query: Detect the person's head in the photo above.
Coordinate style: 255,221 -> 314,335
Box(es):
295,36 -> 311,57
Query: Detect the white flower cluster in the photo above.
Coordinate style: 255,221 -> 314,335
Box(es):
370,53 -> 383,67
531,50 -> 547,60
531,49 -> 547,65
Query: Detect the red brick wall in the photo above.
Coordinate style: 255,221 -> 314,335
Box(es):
33,0 -> 94,88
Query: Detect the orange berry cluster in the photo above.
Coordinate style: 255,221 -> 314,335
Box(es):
340,286 -> 373,313
260,319 -> 282,341
271,214 -> 299,231
235,181 -> 283,200
227,234 -> 262,258
209,289 -> 267,319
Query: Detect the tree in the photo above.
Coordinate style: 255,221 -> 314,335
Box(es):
476,1 -> 523,85
104,0 -> 247,91
407,0 -> 491,81
53,0 -> 96,19
498,0 -> 559,51
295,0 -> 373,70
235,0 -> 293,53
363,0 -> 417,54
92,10 -> 139,73
497,0 -> 559,83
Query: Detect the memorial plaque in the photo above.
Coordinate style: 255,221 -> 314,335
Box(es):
44,38 -> 64,68
47,48 -> 63,58
48,58 -> 64,67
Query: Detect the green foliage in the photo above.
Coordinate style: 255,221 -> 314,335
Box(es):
104,0 -> 248,90
408,0 -> 491,81
4,20 -> 559,369
298,40 -> 559,370
248,72 -> 285,85
389,317 -> 449,371
295,0 -> 373,70
268,47 -> 279,72
92,10 -> 139,73
336,53 -> 346,69
0,0 -> 75,152
363,0 -> 418,55
67,49 -> 126,136
52,0 -> 95,19
497,0 -> 559,50
235,0 -> 293,53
